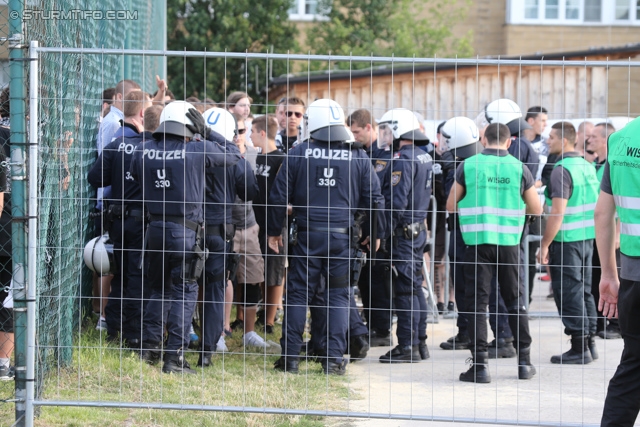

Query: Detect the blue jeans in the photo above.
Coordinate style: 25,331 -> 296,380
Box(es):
548,240 -> 597,337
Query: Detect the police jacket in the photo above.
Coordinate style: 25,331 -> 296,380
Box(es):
267,139 -> 385,237
130,134 -> 240,224
203,133 -> 258,227
88,123 -> 147,207
508,135 -> 539,179
389,144 -> 433,234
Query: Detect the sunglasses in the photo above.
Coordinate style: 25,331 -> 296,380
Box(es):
237,128 -> 247,134
286,111 -> 303,118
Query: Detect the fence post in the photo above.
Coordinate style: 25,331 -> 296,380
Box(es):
8,0 -> 28,425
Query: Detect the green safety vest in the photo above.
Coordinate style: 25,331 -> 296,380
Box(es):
458,153 -> 525,246
544,156 -> 599,243
608,117 -> 640,257
596,162 -> 605,182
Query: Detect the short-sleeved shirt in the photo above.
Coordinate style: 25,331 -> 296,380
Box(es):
600,161 -> 640,281
455,148 -> 535,195
547,151 -> 583,200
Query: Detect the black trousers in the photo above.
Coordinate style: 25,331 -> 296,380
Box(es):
463,244 -> 532,353
601,278 -> 640,427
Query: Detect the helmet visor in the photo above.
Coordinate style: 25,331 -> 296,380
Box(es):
378,123 -> 394,149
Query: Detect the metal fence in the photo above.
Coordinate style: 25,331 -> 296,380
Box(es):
4,44 -> 640,426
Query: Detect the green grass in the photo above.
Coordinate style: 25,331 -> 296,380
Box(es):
0,317 -> 356,427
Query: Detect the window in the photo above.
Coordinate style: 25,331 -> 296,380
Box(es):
288,0 -> 328,21
616,0 -> 630,19
546,0 -> 559,18
525,0 -> 539,19
566,0 -> 580,19
584,0 -> 602,21
509,0 -> 640,25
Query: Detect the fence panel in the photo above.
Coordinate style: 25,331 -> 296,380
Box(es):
11,46 -> 640,426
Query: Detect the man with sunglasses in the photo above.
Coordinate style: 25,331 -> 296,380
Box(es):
275,97 -> 305,153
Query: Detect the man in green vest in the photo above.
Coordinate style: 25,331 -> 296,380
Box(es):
587,122 -> 621,340
596,116 -> 640,427
539,121 -> 600,365
447,123 -> 541,383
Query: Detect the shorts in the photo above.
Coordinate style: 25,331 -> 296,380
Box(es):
232,223 -> 265,284
0,306 -> 13,333
426,210 -> 446,262
0,255 -> 13,333
264,227 -> 286,287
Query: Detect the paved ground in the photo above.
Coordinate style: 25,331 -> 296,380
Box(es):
335,275 -> 629,427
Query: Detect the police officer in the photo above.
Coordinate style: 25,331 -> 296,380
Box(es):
131,101 -> 240,374
87,91 -> 151,348
596,115 -> 640,427
376,108 -> 433,363
448,122 -> 541,383
196,107 -> 256,367
267,99 -> 385,375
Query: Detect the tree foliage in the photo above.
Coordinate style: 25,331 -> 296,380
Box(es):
166,0 -> 299,110
306,0 -> 473,69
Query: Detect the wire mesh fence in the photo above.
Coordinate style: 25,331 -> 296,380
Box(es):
2,45 -> 633,427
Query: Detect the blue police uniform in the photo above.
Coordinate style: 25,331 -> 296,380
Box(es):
388,144 -> 432,349
130,133 -> 239,354
268,140 -> 385,366
87,123 -> 149,345
200,131 -> 257,357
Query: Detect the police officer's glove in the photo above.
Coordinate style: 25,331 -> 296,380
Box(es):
185,108 -> 211,139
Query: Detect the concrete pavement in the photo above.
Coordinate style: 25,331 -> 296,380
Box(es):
337,275 -> 628,427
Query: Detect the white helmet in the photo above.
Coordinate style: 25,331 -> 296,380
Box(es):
306,99 -> 351,143
377,108 -> 430,146
203,107 -> 237,142
484,98 -> 531,136
441,116 -> 482,159
153,100 -> 196,139
83,234 -> 115,276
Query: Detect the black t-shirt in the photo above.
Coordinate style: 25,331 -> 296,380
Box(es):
547,151 -> 583,200
253,148 -> 286,235
275,131 -> 298,154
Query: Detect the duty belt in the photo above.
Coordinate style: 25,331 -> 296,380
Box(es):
148,214 -> 201,232
393,221 -> 427,237
300,225 -> 349,234
127,208 -> 144,220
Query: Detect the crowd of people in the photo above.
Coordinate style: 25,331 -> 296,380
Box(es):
83,77 -> 628,390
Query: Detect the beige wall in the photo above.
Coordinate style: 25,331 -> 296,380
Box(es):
452,0 -> 506,56
505,25 -> 640,56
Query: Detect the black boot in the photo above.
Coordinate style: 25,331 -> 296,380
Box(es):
273,356 -> 299,374
550,335 -> 593,365
379,345 -> 421,363
440,332 -> 470,350
416,338 -> 430,360
197,346 -> 213,367
517,347 -> 536,380
140,341 -> 162,365
460,351 -> 491,383
322,359 -> 347,375
487,337 -> 517,359
162,350 -> 196,374
350,334 -> 370,361
588,334 -> 599,360
369,329 -> 393,347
